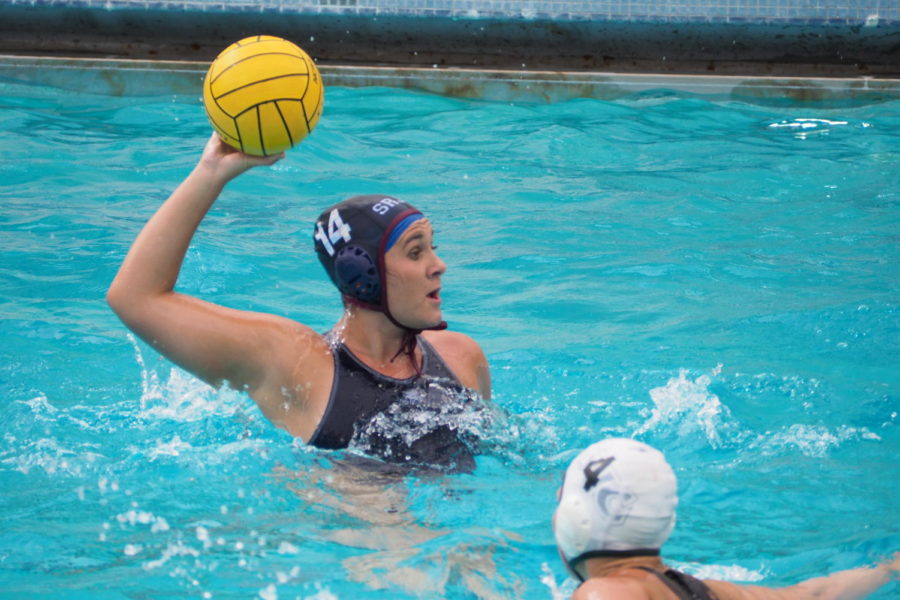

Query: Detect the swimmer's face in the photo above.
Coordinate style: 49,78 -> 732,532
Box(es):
384,219 -> 446,329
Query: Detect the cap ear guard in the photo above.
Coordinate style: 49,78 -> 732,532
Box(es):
314,195 -> 422,310
554,493 -> 592,564
334,244 -> 380,304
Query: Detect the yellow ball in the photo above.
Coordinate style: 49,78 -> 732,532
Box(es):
203,35 -> 324,156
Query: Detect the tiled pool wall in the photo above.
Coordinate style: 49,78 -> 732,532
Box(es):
0,0 -> 898,102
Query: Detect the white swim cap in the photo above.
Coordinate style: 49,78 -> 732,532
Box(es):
554,438 -> 678,573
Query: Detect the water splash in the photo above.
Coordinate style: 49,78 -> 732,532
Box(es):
633,365 -> 735,448
673,560 -> 766,582
350,378 -> 494,468
323,310 -> 351,350
357,380 -> 490,447
631,366 -> 882,459
127,333 -> 244,423
146,435 -> 193,461
539,562 -> 577,599
750,423 -> 880,458
3,431 -> 86,476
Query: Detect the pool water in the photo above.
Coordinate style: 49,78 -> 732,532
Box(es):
0,78 -> 897,599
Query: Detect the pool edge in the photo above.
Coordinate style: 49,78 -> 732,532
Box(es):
1,54 -> 898,104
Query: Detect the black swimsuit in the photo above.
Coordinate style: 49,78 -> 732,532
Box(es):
634,567 -> 719,600
309,335 -> 483,472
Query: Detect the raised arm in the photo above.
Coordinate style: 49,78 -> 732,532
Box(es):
107,135 -> 328,435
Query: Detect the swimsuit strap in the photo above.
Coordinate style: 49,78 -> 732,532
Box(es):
632,566 -> 719,600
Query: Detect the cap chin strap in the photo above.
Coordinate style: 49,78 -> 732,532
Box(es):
374,208 -> 448,374
567,548 -> 661,583
341,294 -> 447,376
384,311 -> 447,376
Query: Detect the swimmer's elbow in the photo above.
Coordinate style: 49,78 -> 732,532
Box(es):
106,277 -> 159,331
106,277 -> 141,322
105,279 -> 128,318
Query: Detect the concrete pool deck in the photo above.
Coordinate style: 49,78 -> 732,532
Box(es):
0,0 -> 897,102
1,0 -> 898,75
1,54 -> 897,104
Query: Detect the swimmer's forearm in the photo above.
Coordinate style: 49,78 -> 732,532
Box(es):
708,554 -> 898,600
788,560 -> 895,599
726,557 -> 897,600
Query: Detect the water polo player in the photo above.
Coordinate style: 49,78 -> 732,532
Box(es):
554,438 -> 899,599
107,134 -> 491,472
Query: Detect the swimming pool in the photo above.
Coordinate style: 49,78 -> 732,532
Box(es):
1,75 -> 897,598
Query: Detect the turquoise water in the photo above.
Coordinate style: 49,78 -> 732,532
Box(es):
1,78 -> 898,599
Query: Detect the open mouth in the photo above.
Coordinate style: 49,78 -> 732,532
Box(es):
427,288 -> 441,301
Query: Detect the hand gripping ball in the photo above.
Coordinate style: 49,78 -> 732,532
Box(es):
203,35 -> 324,156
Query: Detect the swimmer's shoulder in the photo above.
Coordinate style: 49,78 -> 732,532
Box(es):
572,576 -> 649,600
422,328 -> 480,350
422,329 -> 491,398
421,329 -> 487,369
242,311 -> 331,356
223,311 -> 334,398
241,313 -> 335,439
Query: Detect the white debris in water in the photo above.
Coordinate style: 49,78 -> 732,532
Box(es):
151,517 -> 170,533
116,509 -> 154,526
259,584 -> 277,600
142,540 -> 201,570
147,435 -> 192,461
275,567 -> 302,584
123,543 -> 142,556
277,541 -> 300,555
196,526 -> 212,549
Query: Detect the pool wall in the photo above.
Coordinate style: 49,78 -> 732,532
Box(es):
1,0 -> 898,77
